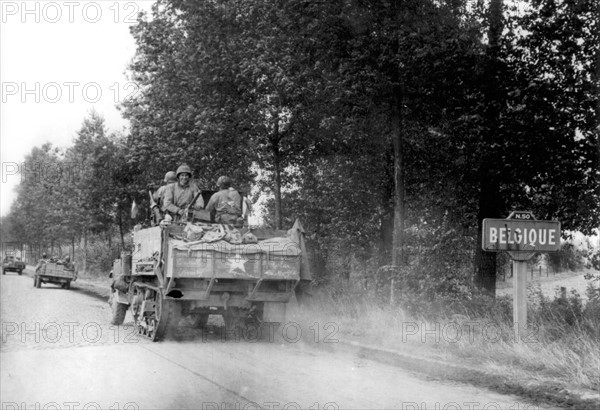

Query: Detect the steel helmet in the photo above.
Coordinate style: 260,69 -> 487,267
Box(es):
176,164 -> 192,178
217,176 -> 232,189
42,253 -> 47,258
164,171 -> 177,183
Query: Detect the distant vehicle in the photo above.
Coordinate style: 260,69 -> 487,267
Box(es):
2,253 -> 25,275
34,261 -> 77,289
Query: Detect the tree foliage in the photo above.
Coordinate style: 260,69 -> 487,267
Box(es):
4,0 -> 598,288
5,112 -> 133,272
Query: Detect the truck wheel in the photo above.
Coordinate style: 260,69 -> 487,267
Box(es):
2,269 -> 5,275
35,276 -> 41,288
17,270 -> 22,276
149,297 -> 181,342
64,281 -> 71,289
111,299 -> 128,326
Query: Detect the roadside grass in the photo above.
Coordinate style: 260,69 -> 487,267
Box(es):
287,285 -> 600,394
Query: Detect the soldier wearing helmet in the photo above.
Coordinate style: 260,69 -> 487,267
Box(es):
62,255 -> 76,272
153,171 -> 177,212
163,164 -> 205,220
205,176 -> 243,225
35,253 -> 50,274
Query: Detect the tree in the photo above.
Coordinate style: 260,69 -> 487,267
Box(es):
467,0 -> 600,293
6,143 -> 72,252
62,111 -> 129,273
123,0 -> 255,194
120,0 -> 598,294
472,0 -> 505,293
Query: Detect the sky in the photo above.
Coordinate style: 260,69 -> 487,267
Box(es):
0,0 -> 154,216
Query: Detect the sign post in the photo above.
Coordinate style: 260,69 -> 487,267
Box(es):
482,211 -> 560,341
510,250 -> 531,339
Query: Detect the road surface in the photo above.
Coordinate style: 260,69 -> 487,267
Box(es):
1,272 -> 549,409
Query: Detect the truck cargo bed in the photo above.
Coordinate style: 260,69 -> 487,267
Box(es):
40,262 -> 75,278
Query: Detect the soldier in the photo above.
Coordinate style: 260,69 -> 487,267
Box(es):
163,164 -> 205,220
153,171 -> 177,211
63,255 -> 78,281
150,171 -> 177,224
205,176 -> 243,225
35,253 -> 49,274
63,255 -> 74,270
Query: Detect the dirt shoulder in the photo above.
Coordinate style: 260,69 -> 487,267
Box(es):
329,330 -> 599,410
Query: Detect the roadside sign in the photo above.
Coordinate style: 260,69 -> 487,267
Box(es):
482,219 -> 561,252
481,211 -> 561,341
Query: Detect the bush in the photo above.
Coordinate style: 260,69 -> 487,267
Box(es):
379,263 -> 490,320
74,233 -> 130,277
547,242 -> 587,272
520,280 -> 600,342
377,265 -> 599,341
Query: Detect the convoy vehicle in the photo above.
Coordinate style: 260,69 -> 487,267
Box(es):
110,218 -> 311,341
34,261 -> 77,289
2,253 -> 26,275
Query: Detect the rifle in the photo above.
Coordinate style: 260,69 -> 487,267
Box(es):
182,190 -> 203,223
149,190 -> 162,224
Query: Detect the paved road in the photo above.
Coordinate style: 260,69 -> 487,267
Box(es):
1,272 -> 548,410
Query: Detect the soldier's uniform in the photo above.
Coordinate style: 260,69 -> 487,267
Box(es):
153,171 -> 177,212
206,176 -> 243,225
163,165 -> 205,219
35,253 -> 49,273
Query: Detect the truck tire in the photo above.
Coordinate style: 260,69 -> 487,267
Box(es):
18,269 -> 22,276
150,298 -> 181,342
111,299 -> 128,326
2,269 -> 5,275
62,281 -> 71,289
35,276 -> 41,288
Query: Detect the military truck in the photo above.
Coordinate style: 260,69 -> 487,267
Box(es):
2,253 -> 25,275
34,261 -> 77,289
110,219 -> 311,341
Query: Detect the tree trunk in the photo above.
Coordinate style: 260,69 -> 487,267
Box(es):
107,227 -> 112,253
380,152 -> 394,266
81,228 -> 88,275
596,0 -> 600,163
391,95 -> 406,266
118,204 -> 125,249
271,118 -> 283,230
273,150 -> 283,230
391,0 -> 406,268
474,172 -> 502,292
474,0 -> 504,295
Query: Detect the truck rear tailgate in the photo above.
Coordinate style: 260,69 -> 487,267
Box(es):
41,263 -> 75,278
167,239 -> 301,280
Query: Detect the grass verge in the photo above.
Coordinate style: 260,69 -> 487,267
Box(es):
286,288 -> 600,409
